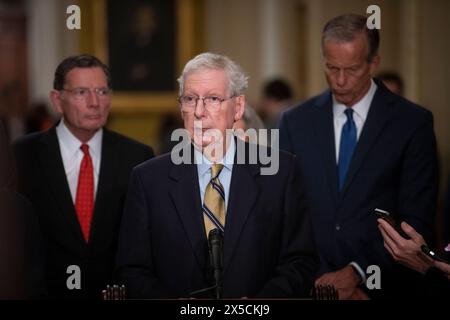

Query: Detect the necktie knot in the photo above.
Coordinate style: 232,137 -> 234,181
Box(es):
211,164 -> 224,180
80,143 -> 90,155
344,108 -> 354,121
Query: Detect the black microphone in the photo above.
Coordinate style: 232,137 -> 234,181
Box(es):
208,228 -> 223,299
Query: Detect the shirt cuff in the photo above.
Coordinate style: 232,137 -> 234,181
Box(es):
349,262 -> 366,284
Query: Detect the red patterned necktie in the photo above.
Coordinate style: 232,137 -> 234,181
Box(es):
75,144 -> 94,242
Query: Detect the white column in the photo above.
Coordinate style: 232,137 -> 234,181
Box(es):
26,0 -> 58,104
399,0 -> 420,102
305,0 -> 326,96
260,0 -> 282,79
26,0 -> 78,105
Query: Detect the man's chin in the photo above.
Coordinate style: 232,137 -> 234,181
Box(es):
334,96 -> 352,105
84,125 -> 103,132
83,119 -> 106,129
192,137 -> 211,150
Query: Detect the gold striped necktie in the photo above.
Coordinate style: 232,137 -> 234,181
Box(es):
203,164 -> 226,237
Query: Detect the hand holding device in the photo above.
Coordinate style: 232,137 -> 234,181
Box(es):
374,208 -> 410,239
421,244 -> 449,264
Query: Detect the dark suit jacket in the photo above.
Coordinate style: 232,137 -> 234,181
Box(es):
0,189 -> 46,299
278,79 -> 438,292
116,141 -> 318,298
13,127 -> 154,299
443,175 -> 450,262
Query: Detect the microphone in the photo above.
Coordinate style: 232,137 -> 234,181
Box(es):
208,228 -> 223,299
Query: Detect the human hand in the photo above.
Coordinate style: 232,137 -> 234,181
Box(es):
315,265 -> 361,300
434,260 -> 450,280
378,219 -> 433,274
348,287 -> 369,300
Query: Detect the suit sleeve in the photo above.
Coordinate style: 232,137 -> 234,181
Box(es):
278,112 -> 294,154
396,111 -> 438,240
23,200 -> 47,298
115,168 -> 169,298
257,156 -> 318,297
353,110 -> 438,270
443,175 -> 450,248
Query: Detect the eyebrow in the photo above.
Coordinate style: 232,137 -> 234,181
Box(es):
326,63 -> 361,69
184,91 -> 224,96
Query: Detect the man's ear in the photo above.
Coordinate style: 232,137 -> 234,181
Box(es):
234,95 -> 246,122
369,55 -> 381,76
49,90 -> 63,114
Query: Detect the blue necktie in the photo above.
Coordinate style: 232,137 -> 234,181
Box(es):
338,108 -> 357,191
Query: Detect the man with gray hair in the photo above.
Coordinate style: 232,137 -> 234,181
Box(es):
279,14 -> 437,299
116,52 -> 317,298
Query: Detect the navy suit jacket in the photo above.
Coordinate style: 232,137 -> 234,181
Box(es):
116,141 -> 318,298
279,79 -> 438,278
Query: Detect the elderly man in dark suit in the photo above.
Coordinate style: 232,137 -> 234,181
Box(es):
13,55 -> 154,299
278,14 -> 438,299
116,52 -> 318,298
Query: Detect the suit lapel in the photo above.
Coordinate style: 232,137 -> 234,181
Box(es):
312,92 -> 339,207
339,83 -> 393,200
89,129 -> 117,244
39,128 -> 86,246
169,157 -> 207,270
223,141 -> 259,272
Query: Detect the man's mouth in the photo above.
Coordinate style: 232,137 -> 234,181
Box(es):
86,115 -> 101,119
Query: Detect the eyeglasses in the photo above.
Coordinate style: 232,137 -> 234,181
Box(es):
61,87 -> 112,101
178,95 -> 236,111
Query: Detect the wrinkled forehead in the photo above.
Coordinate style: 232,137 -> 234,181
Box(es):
322,33 -> 369,58
322,37 -> 369,64
64,67 -> 108,87
183,68 -> 230,94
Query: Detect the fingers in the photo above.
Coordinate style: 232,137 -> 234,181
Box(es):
379,225 -> 398,256
417,250 -> 435,265
314,274 -> 327,286
349,288 -> 369,300
399,221 -> 425,245
315,271 -> 338,287
434,260 -> 450,275
378,219 -> 423,258
377,218 -> 400,242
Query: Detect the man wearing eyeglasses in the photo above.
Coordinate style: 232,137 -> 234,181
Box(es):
116,52 -> 317,298
13,54 -> 154,299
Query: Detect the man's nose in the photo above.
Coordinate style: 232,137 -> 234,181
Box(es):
194,98 -> 206,118
87,90 -> 100,107
336,70 -> 347,87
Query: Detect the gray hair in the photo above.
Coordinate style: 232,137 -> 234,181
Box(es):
321,14 -> 380,62
177,52 -> 249,97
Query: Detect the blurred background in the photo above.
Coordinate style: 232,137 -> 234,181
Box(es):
0,0 -> 449,219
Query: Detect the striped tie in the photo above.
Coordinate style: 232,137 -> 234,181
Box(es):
203,164 -> 225,237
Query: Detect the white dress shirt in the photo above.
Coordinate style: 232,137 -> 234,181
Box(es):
56,119 -> 102,203
195,137 -> 235,210
333,79 -> 377,163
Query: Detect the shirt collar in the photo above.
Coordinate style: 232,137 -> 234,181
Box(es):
195,134 -> 235,178
56,119 -> 103,158
332,79 -> 377,120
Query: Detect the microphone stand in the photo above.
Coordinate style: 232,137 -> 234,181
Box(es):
189,228 -> 223,299
209,228 -> 223,299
